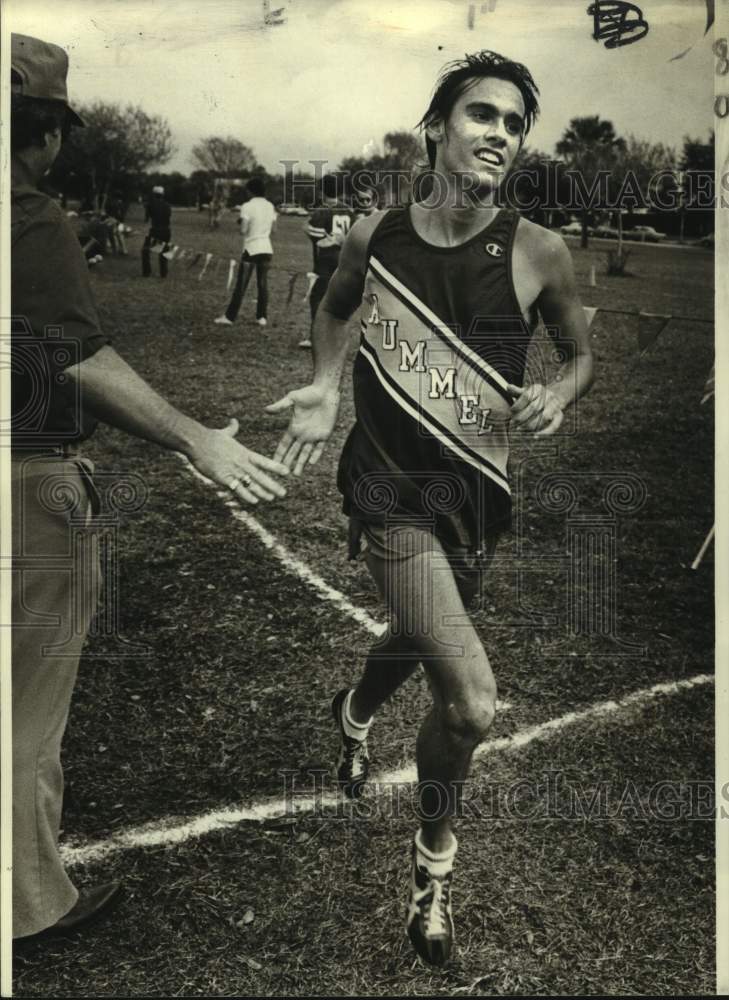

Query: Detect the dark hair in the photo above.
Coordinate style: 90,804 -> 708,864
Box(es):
320,173 -> 340,200
417,50 -> 540,169
246,175 -> 265,197
11,90 -> 69,153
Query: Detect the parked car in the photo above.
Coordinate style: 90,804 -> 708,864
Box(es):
626,225 -> 666,242
277,203 -> 309,216
559,221 -> 594,237
697,233 -> 714,249
593,225 -> 620,240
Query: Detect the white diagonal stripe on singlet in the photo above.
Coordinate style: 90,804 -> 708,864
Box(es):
368,254 -> 512,395
358,338 -> 510,492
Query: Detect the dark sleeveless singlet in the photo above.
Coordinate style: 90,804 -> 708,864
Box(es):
337,205 -> 532,551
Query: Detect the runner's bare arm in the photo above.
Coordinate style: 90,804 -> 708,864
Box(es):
267,213 -> 383,474
509,232 -> 594,436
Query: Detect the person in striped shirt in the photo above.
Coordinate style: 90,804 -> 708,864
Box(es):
298,174 -> 356,348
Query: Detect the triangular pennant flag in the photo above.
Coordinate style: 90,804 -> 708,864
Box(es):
303,271 -> 317,303
227,259 -> 237,291
285,271 -> 300,307
583,306 -> 598,329
700,362 -> 714,405
637,311 -> 671,355
162,245 -> 179,261
198,252 -> 213,280
690,523 -> 715,570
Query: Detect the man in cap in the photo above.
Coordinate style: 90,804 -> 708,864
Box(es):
9,32 -> 289,941
142,185 -> 172,278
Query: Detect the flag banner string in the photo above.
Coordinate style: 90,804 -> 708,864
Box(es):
108,235 -> 715,376
127,234 -> 718,332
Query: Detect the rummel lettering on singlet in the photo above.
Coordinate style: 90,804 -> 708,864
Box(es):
381,319 -> 398,351
399,340 -> 427,373
367,291 -> 494,433
428,367 -> 457,400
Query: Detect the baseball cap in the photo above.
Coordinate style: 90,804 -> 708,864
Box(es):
11,33 -> 84,127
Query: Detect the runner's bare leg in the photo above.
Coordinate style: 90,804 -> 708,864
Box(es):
354,541 -> 496,854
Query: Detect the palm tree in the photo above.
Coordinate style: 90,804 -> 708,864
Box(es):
610,136 -> 675,259
556,116 -> 625,247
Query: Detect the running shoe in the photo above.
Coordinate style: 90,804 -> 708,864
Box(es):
331,689 -> 370,799
406,844 -> 455,966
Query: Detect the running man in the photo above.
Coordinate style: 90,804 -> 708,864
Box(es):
268,50 -> 594,965
298,173 -> 355,349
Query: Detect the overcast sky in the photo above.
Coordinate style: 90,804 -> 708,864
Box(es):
8,0 -> 715,174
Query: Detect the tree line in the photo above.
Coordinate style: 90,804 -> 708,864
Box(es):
46,100 -> 714,247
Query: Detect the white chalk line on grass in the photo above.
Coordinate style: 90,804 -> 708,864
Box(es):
179,454 -> 386,637
178,454 -> 512,713
60,673 -> 713,869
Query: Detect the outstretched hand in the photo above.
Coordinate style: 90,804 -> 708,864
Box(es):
507,383 -> 564,437
266,384 -> 340,476
188,418 -> 289,504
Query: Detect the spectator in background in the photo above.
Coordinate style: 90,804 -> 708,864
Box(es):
77,210 -> 107,265
142,185 -> 171,278
214,175 -> 276,329
298,174 -> 355,349
353,188 -> 377,221
105,189 -> 128,255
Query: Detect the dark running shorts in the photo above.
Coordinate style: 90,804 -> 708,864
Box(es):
347,517 -> 499,608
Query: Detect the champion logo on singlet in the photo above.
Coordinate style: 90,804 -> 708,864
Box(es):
485,242 -> 503,257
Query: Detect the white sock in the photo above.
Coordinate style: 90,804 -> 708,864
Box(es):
415,828 -> 457,877
342,689 -> 372,740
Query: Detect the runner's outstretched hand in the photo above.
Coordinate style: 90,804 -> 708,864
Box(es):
266,385 -> 340,475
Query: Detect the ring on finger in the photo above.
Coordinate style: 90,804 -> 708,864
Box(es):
241,473 -> 252,488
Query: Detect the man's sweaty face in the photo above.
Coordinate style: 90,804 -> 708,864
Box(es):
437,77 -> 525,193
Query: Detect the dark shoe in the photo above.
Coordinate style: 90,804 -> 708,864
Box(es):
406,846 -> 454,966
16,882 -> 124,942
331,689 -> 370,799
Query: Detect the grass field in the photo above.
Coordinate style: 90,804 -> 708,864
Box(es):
13,206 -> 715,996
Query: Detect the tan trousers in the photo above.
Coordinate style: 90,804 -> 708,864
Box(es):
11,454 -> 101,937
